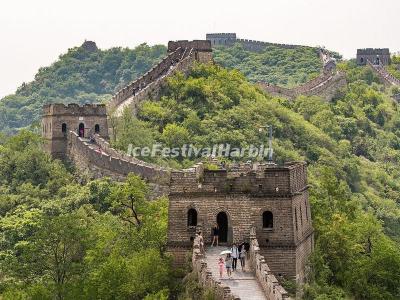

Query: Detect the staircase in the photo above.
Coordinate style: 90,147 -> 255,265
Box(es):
367,60 -> 400,86
205,246 -> 266,300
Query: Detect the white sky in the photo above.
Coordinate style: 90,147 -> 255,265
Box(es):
0,0 -> 399,99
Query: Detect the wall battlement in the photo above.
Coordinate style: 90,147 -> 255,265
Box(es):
42,103 -> 107,116
170,162 -> 307,196
357,48 -> 391,65
168,40 -> 212,52
206,32 -> 308,51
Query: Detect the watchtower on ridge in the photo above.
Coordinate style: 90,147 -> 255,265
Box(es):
42,103 -> 109,159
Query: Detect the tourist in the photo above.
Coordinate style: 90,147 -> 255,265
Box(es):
239,244 -> 246,271
211,223 -> 219,247
198,231 -> 205,254
218,257 -> 224,278
225,254 -> 232,279
231,243 -> 239,271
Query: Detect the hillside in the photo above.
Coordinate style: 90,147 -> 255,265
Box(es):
0,41 -> 326,134
0,42 -> 167,134
212,43 -> 324,87
1,41 -> 400,299
112,63 -> 400,299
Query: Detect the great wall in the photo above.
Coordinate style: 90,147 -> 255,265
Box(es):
41,35 -> 400,300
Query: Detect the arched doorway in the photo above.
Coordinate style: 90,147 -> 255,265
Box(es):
217,212 -> 228,243
78,123 -> 85,137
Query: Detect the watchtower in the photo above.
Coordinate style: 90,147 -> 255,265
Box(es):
167,40 -> 213,64
206,33 -> 237,46
167,162 -> 313,283
357,48 -> 391,65
42,103 -> 109,159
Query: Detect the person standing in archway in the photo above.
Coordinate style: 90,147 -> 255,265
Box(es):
211,223 -> 219,247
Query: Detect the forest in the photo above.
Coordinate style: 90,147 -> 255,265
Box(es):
1,41 -> 400,299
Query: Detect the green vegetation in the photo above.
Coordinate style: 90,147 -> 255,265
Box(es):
2,40 -> 400,299
114,63 -> 400,299
387,55 -> 400,81
212,43 -> 323,87
0,131 -> 185,299
0,43 -> 167,134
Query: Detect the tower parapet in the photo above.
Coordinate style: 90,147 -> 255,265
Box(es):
357,48 -> 391,65
42,103 -> 108,159
167,161 -> 313,283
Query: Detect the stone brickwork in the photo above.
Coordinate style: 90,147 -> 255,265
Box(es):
249,227 -> 292,299
206,33 -> 306,51
257,48 -> 345,101
42,103 -> 109,159
167,162 -> 313,284
367,60 -> 400,87
357,48 -> 391,66
108,40 -> 213,117
258,72 -> 346,101
191,236 -> 240,300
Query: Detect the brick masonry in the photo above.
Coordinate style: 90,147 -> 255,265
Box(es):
167,162 -> 314,284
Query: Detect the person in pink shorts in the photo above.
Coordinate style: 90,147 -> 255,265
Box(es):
218,257 -> 224,278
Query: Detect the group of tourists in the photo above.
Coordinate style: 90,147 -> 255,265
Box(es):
209,223 -> 250,279
219,242 -> 248,279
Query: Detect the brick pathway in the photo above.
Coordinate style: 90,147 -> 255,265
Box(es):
205,246 -> 266,300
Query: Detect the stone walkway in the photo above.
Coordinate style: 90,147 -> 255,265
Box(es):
205,246 -> 266,300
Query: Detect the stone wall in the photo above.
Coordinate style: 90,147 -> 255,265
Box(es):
167,162 -> 313,281
107,47 -> 186,112
191,236 -> 240,300
206,33 -> 307,52
367,60 -> 400,87
66,131 -> 170,196
357,48 -> 391,66
249,227 -> 292,300
258,72 -> 346,101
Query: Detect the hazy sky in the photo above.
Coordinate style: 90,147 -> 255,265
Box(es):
1,0 -> 399,98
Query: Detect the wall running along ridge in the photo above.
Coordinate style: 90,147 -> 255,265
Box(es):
108,40 -> 213,117
367,60 -> 400,87
257,49 -> 346,101
66,131 -> 171,196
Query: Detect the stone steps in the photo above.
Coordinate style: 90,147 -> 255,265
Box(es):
205,246 -> 266,300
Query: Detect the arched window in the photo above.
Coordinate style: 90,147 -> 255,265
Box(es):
62,123 -> 67,134
360,57 -> 364,63
94,124 -> 100,133
262,211 -> 273,229
187,208 -> 197,227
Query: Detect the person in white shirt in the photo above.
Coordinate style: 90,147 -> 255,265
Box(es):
231,243 -> 239,271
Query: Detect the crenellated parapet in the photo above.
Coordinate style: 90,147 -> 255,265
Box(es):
249,227 -> 292,300
169,162 -> 308,196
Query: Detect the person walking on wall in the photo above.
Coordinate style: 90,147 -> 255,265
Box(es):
211,223 -> 219,247
239,243 -> 246,271
231,243 -> 239,271
225,254 -> 233,279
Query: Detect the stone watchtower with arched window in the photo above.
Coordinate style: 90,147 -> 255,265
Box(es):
42,103 -> 109,159
167,161 -> 314,283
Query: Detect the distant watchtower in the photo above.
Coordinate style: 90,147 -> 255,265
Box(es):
206,33 -> 237,46
167,162 -> 314,283
42,103 -> 108,159
167,40 -> 213,63
357,48 -> 391,65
